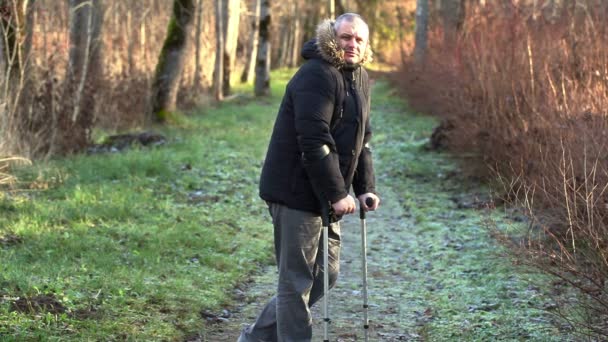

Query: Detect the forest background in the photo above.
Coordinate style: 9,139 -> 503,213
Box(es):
1,0 -> 607,339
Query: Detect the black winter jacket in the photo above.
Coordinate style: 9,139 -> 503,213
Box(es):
259,20 -> 376,214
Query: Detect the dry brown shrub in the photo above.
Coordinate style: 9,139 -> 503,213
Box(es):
1,1 -> 218,157
0,156 -> 31,187
397,1 -> 608,337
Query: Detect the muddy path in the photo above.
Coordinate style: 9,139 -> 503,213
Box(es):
203,80 -> 571,341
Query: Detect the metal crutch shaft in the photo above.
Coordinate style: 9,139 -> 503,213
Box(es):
322,202 -> 331,342
360,197 -> 374,342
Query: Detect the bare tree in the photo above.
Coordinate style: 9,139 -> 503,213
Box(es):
0,0 -> 34,81
438,0 -> 465,48
193,0 -> 203,87
222,0 -> 239,96
336,0 -> 346,15
149,0 -> 195,122
254,0 -> 270,97
213,0 -> 224,100
0,0 -> 35,155
289,2 -> 301,68
414,0 -> 428,67
51,0 -> 104,155
396,5 -> 406,65
241,0 -> 260,83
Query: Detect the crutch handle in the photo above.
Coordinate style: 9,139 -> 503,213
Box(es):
321,201 -> 332,227
360,197 -> 375,219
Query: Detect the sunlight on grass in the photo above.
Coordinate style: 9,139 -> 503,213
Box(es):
372,80 -> 570,341
0,70 -> 293,340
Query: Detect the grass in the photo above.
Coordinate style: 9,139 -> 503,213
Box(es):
0,70 -> 295,340
0,70 -> 576,341
368,80 -> 571,340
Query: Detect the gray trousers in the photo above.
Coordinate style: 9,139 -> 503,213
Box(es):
238,202 -> 341,342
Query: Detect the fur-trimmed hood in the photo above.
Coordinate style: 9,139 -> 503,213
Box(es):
301,19 -> 373,68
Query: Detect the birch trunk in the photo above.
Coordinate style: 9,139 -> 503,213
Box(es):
213,0 -> 224,100
254,0 -> 270,97
240,0 -> 260,83
222,0 -> 239,96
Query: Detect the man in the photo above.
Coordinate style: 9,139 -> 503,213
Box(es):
239,13 -> 380,342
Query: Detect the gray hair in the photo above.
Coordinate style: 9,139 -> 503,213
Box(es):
334,13 -> 368,32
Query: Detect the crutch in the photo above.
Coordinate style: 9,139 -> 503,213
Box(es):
360,197 -> 374,342
321,201 -> 332,342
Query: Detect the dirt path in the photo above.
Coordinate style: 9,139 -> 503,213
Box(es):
203,80 -> 571,341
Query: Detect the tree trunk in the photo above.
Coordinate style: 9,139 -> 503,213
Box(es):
336,0 -> 346,16
222,0 -> 239,96
240,0 -> 260,83
213,0 -> 224,100
396,5 -> 406,65
329,0 -> 335,18
193,0 -> 203,87
149,0 -> 195,122
254,0 -> 270,97
278,18 -> 289,69
439,0 -> 464,48
140,6 -> 151,70
58,0 -> 103,154
125,9 -> 131,74
290,3 -> 301,68
414,0 -> 428,67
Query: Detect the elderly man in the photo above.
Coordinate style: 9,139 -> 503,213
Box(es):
239,13 -> 380,342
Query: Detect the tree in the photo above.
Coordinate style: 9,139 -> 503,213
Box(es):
193,0 -> 203,87
414,0 -> 428,67
0,0 -> 35,155
254,0 -> 270,97
213,0 -> 224,100
335,0 -> 346,15
0,0 -> 34,82
149,0 -> 195,122
396,5 -> 406,65
222,0 -> 239,96
241,0 -> 260,83
289,2 -> 301,68
438,0 -> 465,48
51,0 -> 104,154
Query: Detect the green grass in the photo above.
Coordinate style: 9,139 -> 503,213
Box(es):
370,80 -> 570,340
0,70 -> 295,340
0,71 -> 574,341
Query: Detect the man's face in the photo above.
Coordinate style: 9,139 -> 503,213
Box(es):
336,19 -> 369,65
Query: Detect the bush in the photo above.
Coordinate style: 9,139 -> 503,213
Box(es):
397,2 -> 608,338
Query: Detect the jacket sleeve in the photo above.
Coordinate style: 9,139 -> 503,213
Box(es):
292,67 -> 348,204
353,78 -> 376,196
